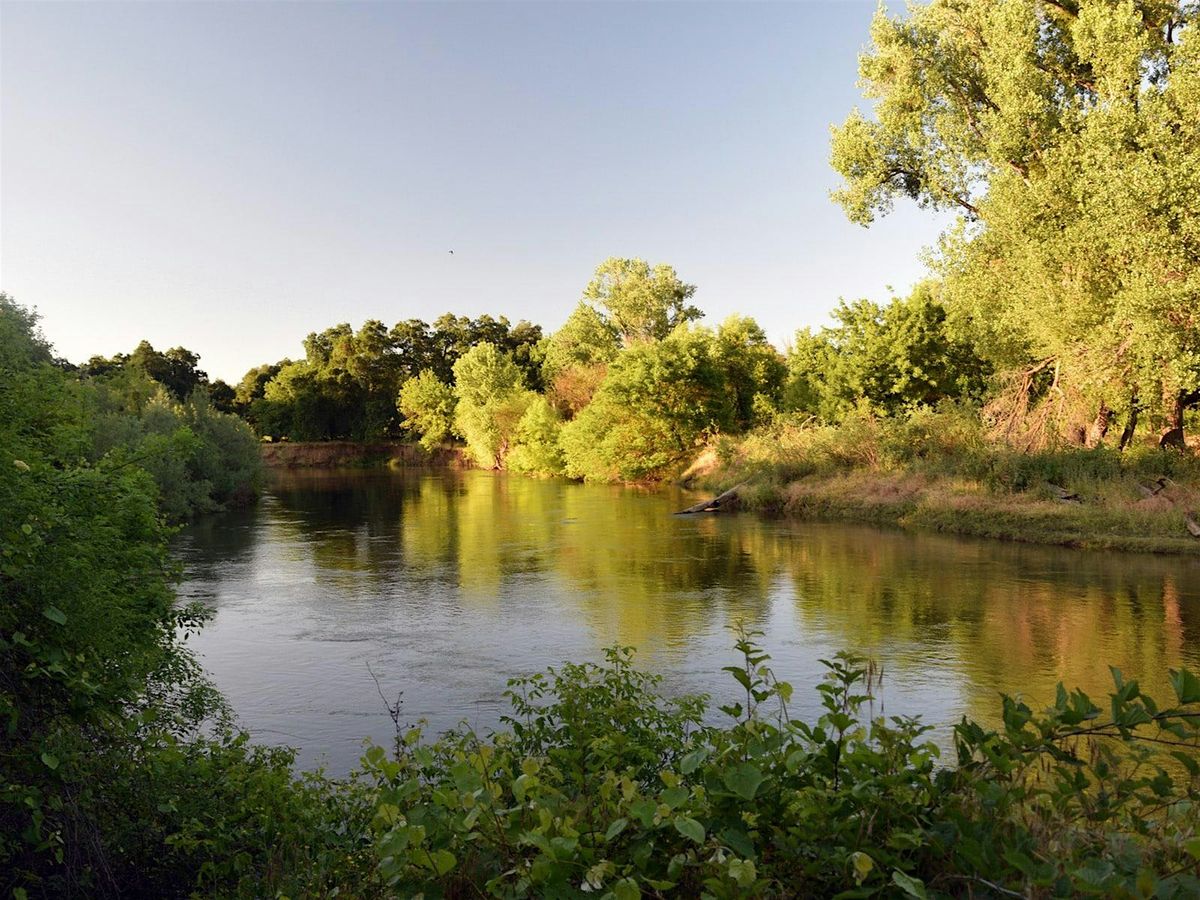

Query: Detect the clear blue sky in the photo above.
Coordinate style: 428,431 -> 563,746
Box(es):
1,0 -> 948,382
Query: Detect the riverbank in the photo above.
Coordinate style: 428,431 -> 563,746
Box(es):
259,440 -> 470,469
692,412 -> 1200,555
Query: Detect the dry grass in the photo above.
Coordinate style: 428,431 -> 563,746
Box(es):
697,409 -> 1200,555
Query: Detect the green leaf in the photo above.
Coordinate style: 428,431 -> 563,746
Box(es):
41,752 -> 59,770
673,815 -> 705,844
42,606 -> 67,625
605,817 -> 628,842
723,665 -> 753,691
1170,668 -> 1200,705
612,877 -> 641,900
679,747 -> 707,775
1184,837 -> 1200,860
891,871 -> 927,899
660,785 -> 689,808
723,762 -> 764,801
1172,752 -> 1200,776
427,848 -> 456,876
728,857 -> 757,887
720,827 -> 755,859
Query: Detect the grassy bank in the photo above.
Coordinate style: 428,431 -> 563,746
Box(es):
694,408 -> 1200,555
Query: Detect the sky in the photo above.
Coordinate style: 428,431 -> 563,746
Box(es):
1,0 -> 951,382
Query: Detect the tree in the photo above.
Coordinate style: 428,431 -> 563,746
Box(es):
235,362 -> 285,410
831,0 -> 1200,447
785,284 -> 990,423
130,341 -> 209,402
398,370 -> 456,451
713,315 -> 787,430
452,343 -> 534,468
559,326 -> 733,481
83,341 -> 210,403
784,328 -> 840,421
507,397 -> 566,475
582,257 -> 702,344
239,314 -> 546,441
208,379 -> 237,414
540,302 -> 621,415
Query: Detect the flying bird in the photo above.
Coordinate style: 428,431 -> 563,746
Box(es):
448,250 -> 454,255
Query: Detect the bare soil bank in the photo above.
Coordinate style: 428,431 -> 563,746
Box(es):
259,441 -> 470,469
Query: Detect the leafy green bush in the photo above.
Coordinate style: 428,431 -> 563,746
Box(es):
359,633 -> 1200,898
507,396 -> 567,476
453,343 -> 535,468
398,369 -> 457,451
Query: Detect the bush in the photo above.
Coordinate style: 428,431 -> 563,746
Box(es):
398,369 -> 457,451
507,396 -> 566,475
360,633 -> 1200,898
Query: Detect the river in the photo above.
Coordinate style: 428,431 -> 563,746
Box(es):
175,468 -> 1200,772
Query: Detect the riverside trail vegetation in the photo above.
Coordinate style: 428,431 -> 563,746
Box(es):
6,0 -> 1200,896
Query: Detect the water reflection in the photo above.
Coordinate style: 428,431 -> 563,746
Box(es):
175,468 -> 1200,772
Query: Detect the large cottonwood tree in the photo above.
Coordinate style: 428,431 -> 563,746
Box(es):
832,0 -> 1200,447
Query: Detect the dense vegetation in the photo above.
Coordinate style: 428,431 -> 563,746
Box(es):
0,295 -> 265,894
6,291 -> 1200,896
5,0 -> 1200,895
226,0 -> 1199,485
235,260 -> 988,483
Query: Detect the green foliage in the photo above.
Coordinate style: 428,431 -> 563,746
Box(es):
88,373 -> 262,523
714,316 -> 787,430
507,396 -> 567,475
358,633 -> 1200,898
453,343 -> 535,468
832,0 -> 1200,440
541,302 -> 621,415
785,282 -> 990,423
244,314 -> 543,441
0,297 -> 214,890
398,369 -> 457,451
83,340 -> 209,403
583,257 -> 703,344
559,326 -> 734,481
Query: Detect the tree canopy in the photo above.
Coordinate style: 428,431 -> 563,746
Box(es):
831,0 -> 1200,446
582,257 -> 703,344
786,283 -> 991,423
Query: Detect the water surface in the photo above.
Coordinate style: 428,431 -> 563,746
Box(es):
176,468 -> 1200,772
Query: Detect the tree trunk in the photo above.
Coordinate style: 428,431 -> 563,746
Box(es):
1085,402 -> 1111,448
1118,393 -> 1139,451
1160,390 -> 1186,450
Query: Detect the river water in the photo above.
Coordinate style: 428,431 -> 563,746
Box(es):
175,468 -> 1200,773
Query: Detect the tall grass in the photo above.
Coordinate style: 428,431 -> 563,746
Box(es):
704,405 -> 1200,552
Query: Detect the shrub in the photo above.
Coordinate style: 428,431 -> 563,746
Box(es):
507,397 -> 566,475
360,633 -> 1200,898
398,369 -> 457,451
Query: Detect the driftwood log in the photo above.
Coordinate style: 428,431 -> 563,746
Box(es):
1045,483 -> 1081,503
675,483 -> 746,515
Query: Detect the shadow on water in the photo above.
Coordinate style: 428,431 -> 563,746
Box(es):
174,468 -> 1200,772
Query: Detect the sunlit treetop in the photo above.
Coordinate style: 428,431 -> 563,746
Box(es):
832,0 -> 1200,442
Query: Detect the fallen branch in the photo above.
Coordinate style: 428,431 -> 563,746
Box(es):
675,483 -> 746,515
1046,482 -> 1081,503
